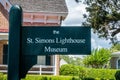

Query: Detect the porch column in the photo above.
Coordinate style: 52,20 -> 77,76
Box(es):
55,55 -> 60,75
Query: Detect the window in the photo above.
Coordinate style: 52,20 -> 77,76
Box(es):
37,55 -> 54,65
37,56 -> 46,65
117,59 -> 120,69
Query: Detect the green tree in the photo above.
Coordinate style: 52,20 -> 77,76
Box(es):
76,0 -> 120,43
60,55 -> 83,66
110,44 -> 120,52
83,48 -> 111,68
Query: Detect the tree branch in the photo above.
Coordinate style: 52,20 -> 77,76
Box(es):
111,28 -> 120,36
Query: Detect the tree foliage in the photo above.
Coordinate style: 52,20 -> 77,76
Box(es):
83,48 -> 111,68
60,55 -> 83,66
76,0 -> 120,43
110,43 -> 120,52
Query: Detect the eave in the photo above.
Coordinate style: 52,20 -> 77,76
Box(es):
112,52 -> 120,57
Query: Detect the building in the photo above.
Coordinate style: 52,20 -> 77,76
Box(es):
110,52 -> 120,69
0,0 -> 68,75
60,59 -> 68,67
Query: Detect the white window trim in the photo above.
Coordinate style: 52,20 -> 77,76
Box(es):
116,57 -> 120,69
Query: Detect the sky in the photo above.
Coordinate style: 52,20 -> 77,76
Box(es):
62,0 -> 112,49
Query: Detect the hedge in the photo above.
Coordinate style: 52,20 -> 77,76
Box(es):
60,64 -> 79,76
22,75 -> 79,80
0,74 -> 79,80
60,64 -> 117,80
0,73 -> 4,80
86,68 -> 116,80
115,70 -> 120,80
0,73 -> 118,80
0,64 -> 119,80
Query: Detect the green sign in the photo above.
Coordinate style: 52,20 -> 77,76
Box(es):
22,27 -> 91,55
8,5 -> 91,80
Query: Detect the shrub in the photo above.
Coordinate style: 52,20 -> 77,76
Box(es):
60,64 -> 79,76
60,64 -> 117,80
115,70 -> 120,80
0,73 -> 4,80
78,67 -> 87,79
21,75 -> 79,80
86,68 -> 116,80
0,74 -> 79,80
83,77 -> 95,80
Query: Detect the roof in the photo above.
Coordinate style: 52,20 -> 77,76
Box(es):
112,51 -> 120,57
9,0 -> 68,14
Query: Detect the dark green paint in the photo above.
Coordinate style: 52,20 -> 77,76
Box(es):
8,5 -> 22,80
22,27 -> 91,55
19,55 -> 37,78
8,5 -> 91,80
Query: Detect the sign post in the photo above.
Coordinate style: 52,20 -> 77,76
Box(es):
8,5 -> 22,80
8,5 -> 91,80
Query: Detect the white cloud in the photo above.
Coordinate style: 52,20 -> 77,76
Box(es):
91,38 -> 97,48
91,38 -> 102,49
62,0 -> 87,26
116,33 -> 120,41
62,0 -> 112,50
62,13 -> 83,26
91,31 -> 111,49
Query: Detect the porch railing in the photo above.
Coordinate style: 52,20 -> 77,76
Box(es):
0,64 -> 56,75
